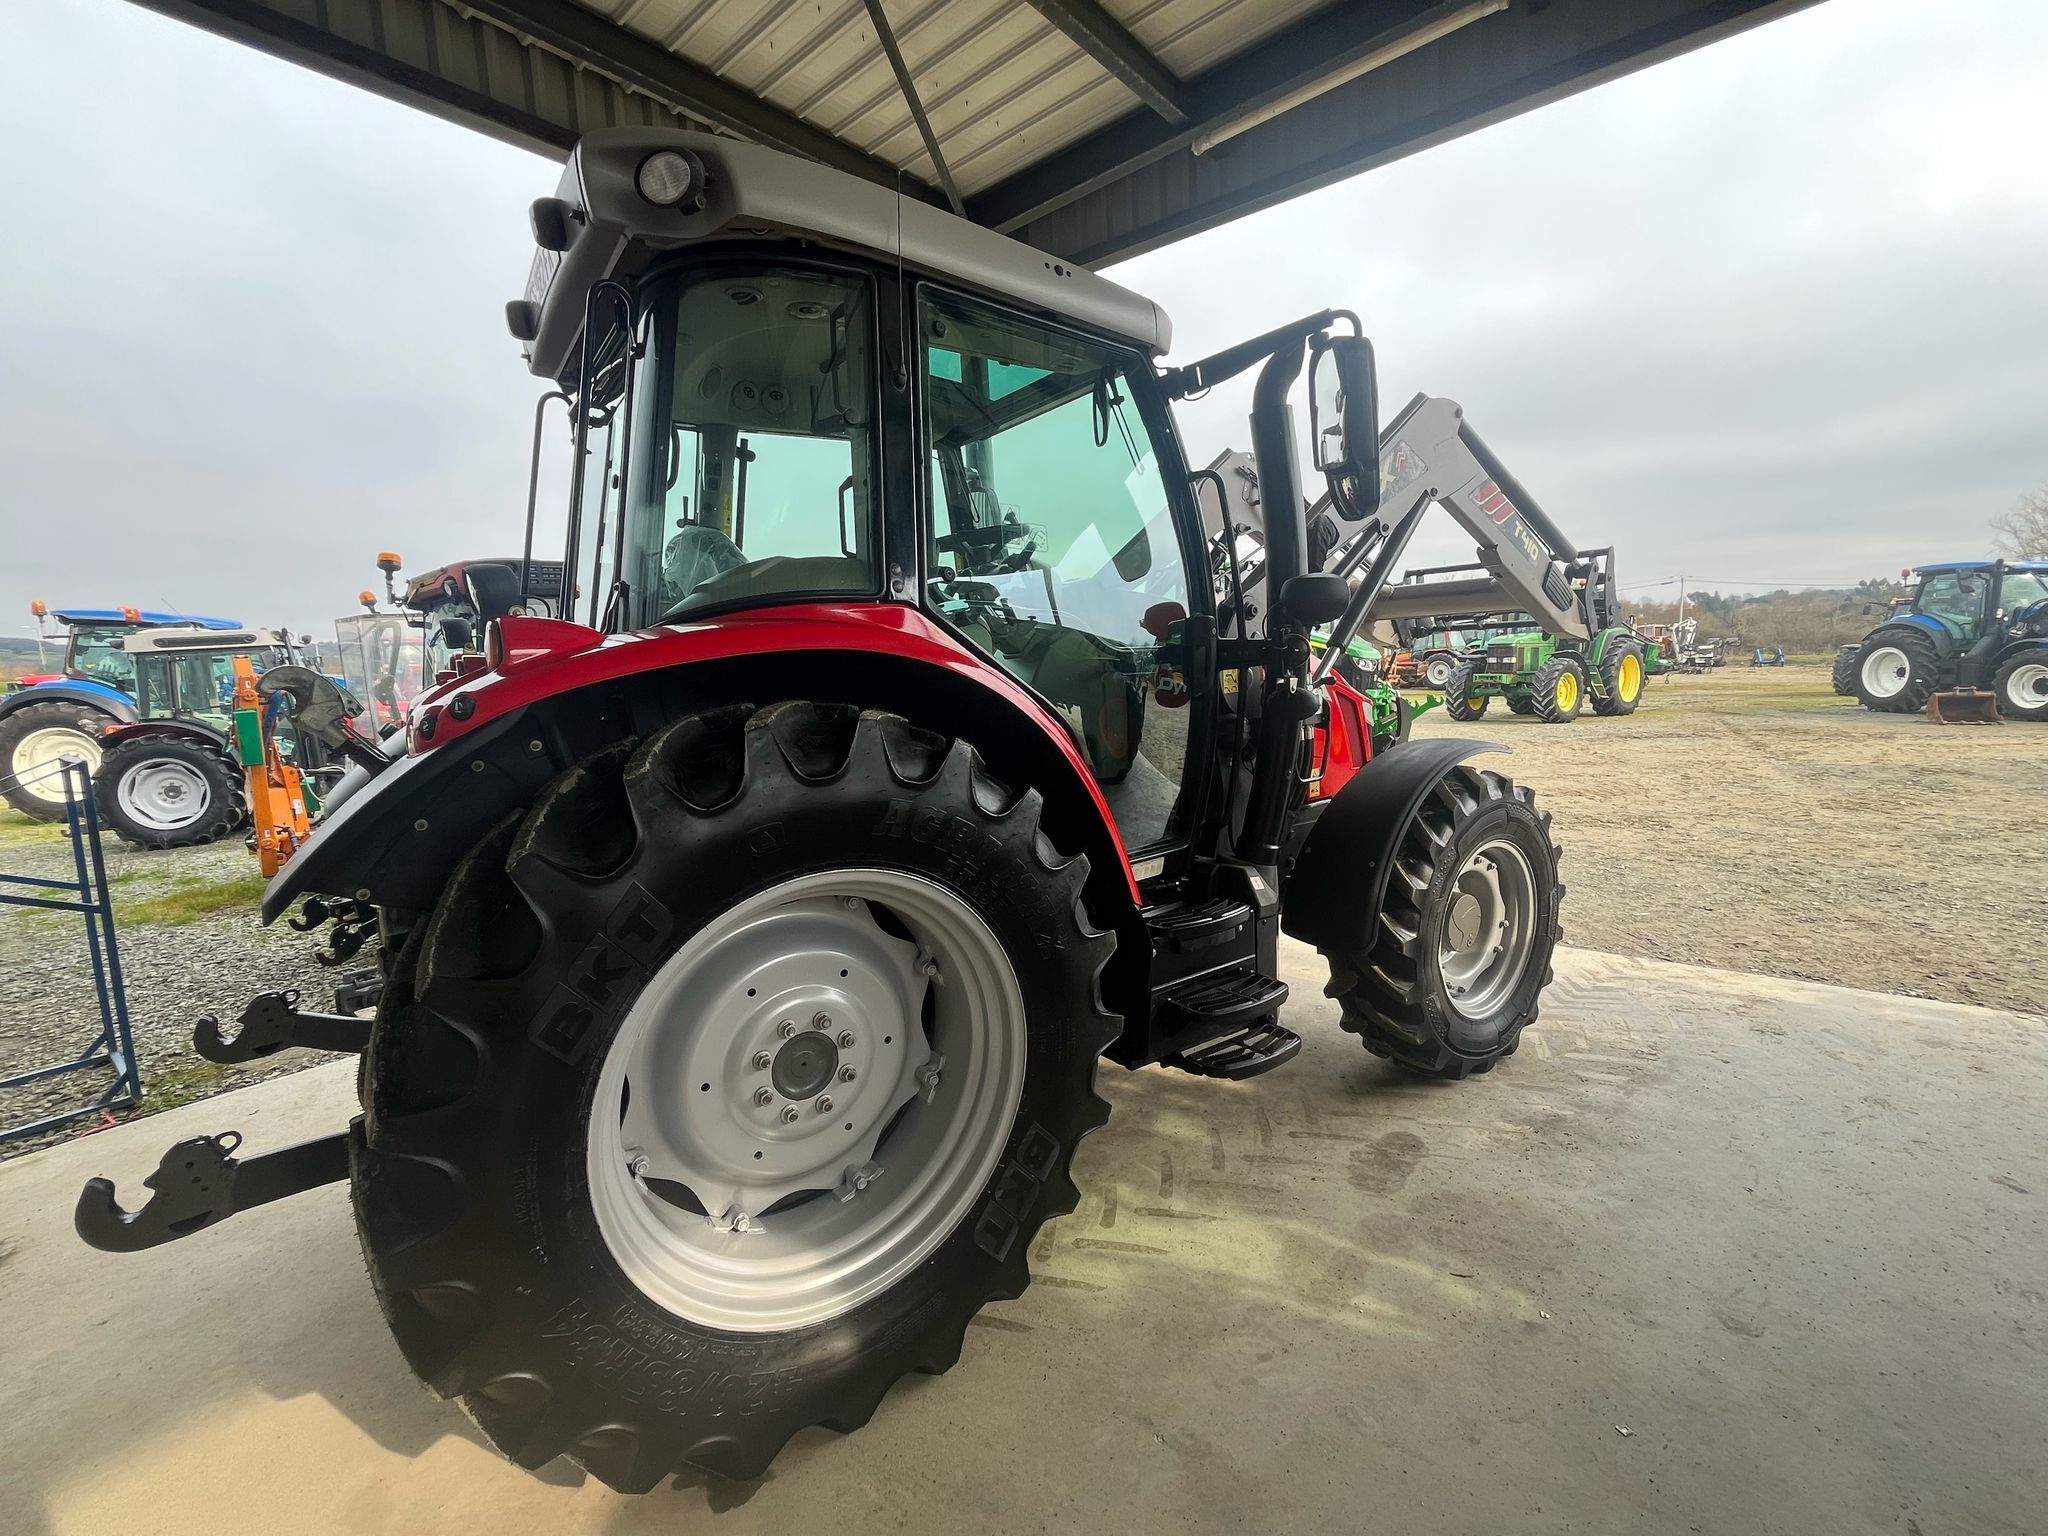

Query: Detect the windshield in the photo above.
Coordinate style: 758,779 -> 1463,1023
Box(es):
627,266 -> 883,624
64,625 -> 140,691
2003,572 -> 2048,608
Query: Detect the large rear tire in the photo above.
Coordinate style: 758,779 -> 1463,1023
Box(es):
0,701 -> 110,820
1442,662 -> 1488,720
352,701 -> 1118,1490
1531,656 -> 1588,724
1830,647 -> 1860,697
93,736 -> 245,849
1591,641 -> 1646,717
1993,646 -> 2048,722
1321,765 -> 1561,1079
1423,654 -> 1456,689
1854,628 -> 1941,713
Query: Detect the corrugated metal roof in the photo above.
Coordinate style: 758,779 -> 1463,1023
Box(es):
129,0 -> 1824,263
580,0 -> 1319,195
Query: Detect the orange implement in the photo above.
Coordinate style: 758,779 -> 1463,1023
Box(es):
231,655 -> 314,875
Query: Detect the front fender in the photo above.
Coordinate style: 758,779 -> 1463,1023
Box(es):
263,605 -> 1141,923
1281,737 -> 1507,958
102,719 -> 231,753
0,681 -> 135,724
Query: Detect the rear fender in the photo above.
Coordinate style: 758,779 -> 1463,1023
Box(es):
262,610 -> 1142,942
1868,615 -> 1953,654
1282,738 -> 1507,957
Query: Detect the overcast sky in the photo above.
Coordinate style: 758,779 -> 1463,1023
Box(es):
2,0 -> 2045,637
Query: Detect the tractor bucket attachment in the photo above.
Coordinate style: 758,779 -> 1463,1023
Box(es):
1925,688 -> 2002,725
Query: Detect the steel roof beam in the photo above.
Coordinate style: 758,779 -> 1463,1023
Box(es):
862,0 -> 965,213
1021,0 -> 1189,124
970,0 -> 1473,234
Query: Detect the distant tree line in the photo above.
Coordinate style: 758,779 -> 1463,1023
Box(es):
1629,578 -> 1898,656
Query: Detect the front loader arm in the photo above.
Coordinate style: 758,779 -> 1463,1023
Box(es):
1310,395 -> 1589,681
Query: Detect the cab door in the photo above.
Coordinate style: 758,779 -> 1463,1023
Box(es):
915,287 -> 1208,862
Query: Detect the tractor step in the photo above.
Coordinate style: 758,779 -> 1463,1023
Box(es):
192,989 -> 372,1063
1156,968 -> 1294,1079
1144,895 -> 1256,957
74,1129 -> 350,1253
1164,1017 -> 1302,1081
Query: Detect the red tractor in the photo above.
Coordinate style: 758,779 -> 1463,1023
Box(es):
79,130 -> 1563,1491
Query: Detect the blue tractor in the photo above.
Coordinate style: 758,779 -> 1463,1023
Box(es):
1,607 -> 241,819
1845,561 -> 2048,721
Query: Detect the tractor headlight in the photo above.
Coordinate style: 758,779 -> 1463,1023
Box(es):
636,149 -> 706,209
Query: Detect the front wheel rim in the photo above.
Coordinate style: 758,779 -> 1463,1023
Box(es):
2006,662 -> 2048,709
587,867 -> 1027,1333
1438,838 -> 1540,1019
1618,653 -> 1643,700
1861,646 -> 1910,698
1555,672 -> 1579,712
116,758 -> 213,830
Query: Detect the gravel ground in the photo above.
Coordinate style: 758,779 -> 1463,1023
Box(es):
1411,663 -> 2048,1010
0,819 -> 349,1160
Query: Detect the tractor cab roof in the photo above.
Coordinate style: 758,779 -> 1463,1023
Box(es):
119,627 -> 294,654
515,128 -> 1172,386
1910,560 -> 2048,576
50,609 -> 242,629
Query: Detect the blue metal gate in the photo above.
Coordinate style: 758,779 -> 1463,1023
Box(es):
1,760 -> 141,1142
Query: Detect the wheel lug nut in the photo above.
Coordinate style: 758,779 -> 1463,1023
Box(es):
840,1065 -> 857,1083
781,1105 -> 800,1124
753,1086 -> 774,1106
837,1030 -> 856,1048
752,1051 -> 772,1071
777,1020 -> 796,1039
812,1011 -> 832,1030
816,1095 -> 834,1113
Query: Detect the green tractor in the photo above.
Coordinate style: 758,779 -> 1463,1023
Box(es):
1442,623 -> 1655,723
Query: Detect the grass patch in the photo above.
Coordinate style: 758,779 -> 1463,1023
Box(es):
0,812 -> 68,851
144,1058 -> 229,1111
116,870 -> 270,927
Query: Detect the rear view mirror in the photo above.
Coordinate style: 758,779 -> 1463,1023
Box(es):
1309,335 -> 1380,521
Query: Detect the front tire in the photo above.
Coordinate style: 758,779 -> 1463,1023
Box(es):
0,701 -> 110,820
1443,662 -> 1488,720
1994,646 -> 2048,721
1591,641 -> 1646,716
1322,765 -> 1561,1079
1854,628 -> 1941,713
1831,646 -> 1860,696
1531,655 -> 1588,723
93,736 -> 245,848
352,701 -> 1118,1490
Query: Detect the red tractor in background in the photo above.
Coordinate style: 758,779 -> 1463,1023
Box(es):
79,129 -> 1564,1491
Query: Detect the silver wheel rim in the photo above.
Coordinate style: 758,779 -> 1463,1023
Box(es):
1438,838 -> 1539,1020
587,867 -> 1027,1333
1860,645 -> 1911,699
2006,662 -> 2048,709
116,757 -> 213,831
9,727 -> 101,804
1427,658 -> 1453,686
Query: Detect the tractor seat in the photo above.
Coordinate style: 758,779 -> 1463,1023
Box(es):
666,552 -> 873,615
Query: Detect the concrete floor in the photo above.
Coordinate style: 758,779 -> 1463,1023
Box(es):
2,944 -> 2042,1535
